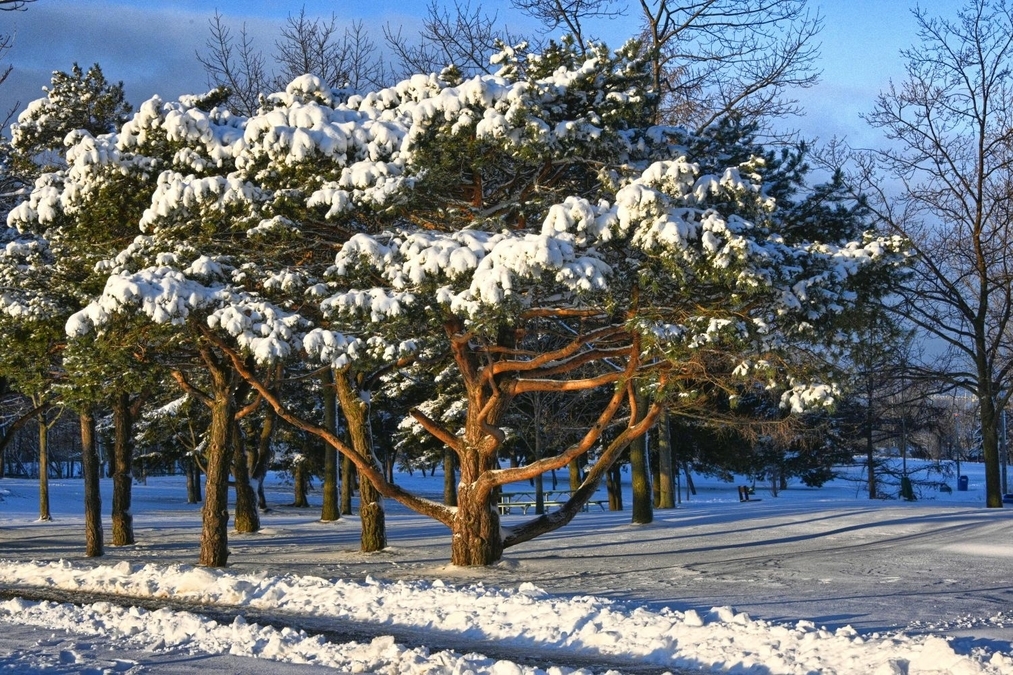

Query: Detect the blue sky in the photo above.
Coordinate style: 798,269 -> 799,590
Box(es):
0,0 -> 952,145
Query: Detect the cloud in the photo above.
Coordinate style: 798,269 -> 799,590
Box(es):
0,0 -> 436,124
0,0 -> 278,120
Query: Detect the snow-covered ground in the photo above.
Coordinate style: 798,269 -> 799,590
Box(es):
1,461 -> 1012,674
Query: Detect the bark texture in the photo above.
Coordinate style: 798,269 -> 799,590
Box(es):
335,371 -> 386,552
656,409 -> 675,509
80,412 -> 103,557
111,392 -> 134,545
231,423 -> 260,533
37,410 -> 51,521
443,448 -> 457,506
630,431 -> 653,524
292,460 -> 310,507
340,454 -> 354,514
186,458 -> 202,504
198,352 -> 237,567
320,369 -> 340,521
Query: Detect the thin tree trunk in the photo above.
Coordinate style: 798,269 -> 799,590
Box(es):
607,462 -> 623,511
37,410 -> 51,521
252,410 -> 274,511
186,457 -> 202,504
629,388 -> 653,523
866,404 -> 877,499
533,401 -> 544,514
340,454 -> 354,514
657,409 -> 675,509
651,426 -> 661,507
321,369 -> 340,521
292,460 -> 310,507
979,382 -> 1003,508
630,429 -> 653,524
231,422 -> 260,533
334,372 -> 385,552
568,458 -> 581,492
443,448 -> 457,506
80,411 -> 103,557
199,367 -> 235,567
111,392 -> 134,545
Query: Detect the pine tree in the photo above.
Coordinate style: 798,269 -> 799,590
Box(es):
67,41 -> 905,567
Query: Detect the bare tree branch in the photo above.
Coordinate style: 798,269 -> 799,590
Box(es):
826,0 -> 1013,508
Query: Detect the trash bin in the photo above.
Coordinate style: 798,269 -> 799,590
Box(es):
958,475 -> 969,491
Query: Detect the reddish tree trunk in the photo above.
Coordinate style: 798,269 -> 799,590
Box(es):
198,356 -> 237,567
451,463 -> 502,566
80,411 -> 103,557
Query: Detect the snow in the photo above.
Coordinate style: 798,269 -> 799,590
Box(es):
1,463 -> 1012,673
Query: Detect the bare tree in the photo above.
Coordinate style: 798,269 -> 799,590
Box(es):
511,0 -> 623,50
831,0 -> 1013,507
199,9 -> 388,115
274,8 -> 350,88
384,1 -> 519,78
508,0 -> 821,134
0,0 -> 36,195
638,0 -> 821,131
196,11 -> 270,116
340,20 -> 388,93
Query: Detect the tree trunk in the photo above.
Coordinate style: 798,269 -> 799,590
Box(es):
111,392 -> 134,545
979,385 -> 1003,508
683,461 -> 696,497
186,457 -> 202,504
359,475 -> 386,552
198,357 -> 237,568
630,429 -> 653,524
334,372 -> 385,552
80,411 -> 103,557
253,410 -> 274,511
451,476 -> 501,566
231,423 -> 260,533
320,369 -> 340,521
657,409 -> 675,509
292,460 -> 310,507
866,405 -> 877,499
651,429 -> 661,507
37,410 -> 51,521
607,462 -> 623,511
340,454 -> 354,514
443,448 -> 457,506
567,458 -> 581,491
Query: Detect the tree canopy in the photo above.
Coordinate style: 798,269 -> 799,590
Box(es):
5,36 -> 898,565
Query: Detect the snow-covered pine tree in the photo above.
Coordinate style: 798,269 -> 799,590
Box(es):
0,63 -> 132,538
9,63 -> 130,178
65,39 -> 905,566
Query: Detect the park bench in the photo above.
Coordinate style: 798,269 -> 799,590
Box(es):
497,490 -> 609,514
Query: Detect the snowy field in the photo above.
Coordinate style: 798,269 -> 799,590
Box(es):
1,462 -> 1012,673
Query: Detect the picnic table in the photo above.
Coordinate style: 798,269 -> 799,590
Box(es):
497,489 -> 609,514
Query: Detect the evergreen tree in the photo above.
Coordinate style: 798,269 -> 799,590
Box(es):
9,63 -> 130,178
66,41 -> 904,567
